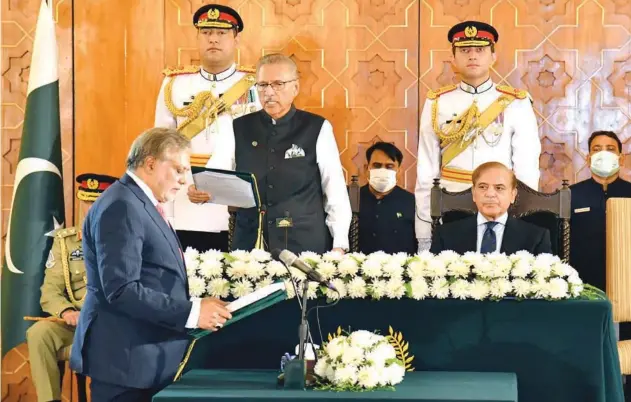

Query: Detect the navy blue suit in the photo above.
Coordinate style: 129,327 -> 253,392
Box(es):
70,173 -> 192,400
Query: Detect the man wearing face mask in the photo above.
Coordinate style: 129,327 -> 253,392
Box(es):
358,142 -> 416,255
570,130 -> 631,292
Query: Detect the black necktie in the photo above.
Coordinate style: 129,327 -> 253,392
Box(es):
480,221 -> 499,253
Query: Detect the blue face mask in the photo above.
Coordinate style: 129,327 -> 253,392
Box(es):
590,151 -> 620,178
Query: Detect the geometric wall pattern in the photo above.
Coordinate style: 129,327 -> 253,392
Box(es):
2,0 -> 631,400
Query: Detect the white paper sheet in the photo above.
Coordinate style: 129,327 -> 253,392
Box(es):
226,282 -> 286,313
192,170 -> 257,208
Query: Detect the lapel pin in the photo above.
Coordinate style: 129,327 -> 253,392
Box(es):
252,141 -> 258,147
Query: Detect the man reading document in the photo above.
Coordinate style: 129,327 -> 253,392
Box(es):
70,128 -> 232,402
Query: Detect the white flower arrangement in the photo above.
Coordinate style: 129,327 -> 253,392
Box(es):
184,248 -> 594,301
312,327 -> 410,391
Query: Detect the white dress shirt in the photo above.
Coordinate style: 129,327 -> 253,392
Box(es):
476,211 -> 508,253
126,170 -> 200,329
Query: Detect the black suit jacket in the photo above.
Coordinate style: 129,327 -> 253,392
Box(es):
430,215 -> 552,255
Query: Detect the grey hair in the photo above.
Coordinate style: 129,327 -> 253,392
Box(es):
126,127 -> 191,170
256,53 -> 298,78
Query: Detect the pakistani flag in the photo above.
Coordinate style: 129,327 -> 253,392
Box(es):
1,0 -> 64,357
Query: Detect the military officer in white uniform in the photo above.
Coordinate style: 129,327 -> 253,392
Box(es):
415,21 -> 541,251
154,4 -> 260,252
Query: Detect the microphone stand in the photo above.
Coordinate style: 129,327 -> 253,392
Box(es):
284,276 -> 311,390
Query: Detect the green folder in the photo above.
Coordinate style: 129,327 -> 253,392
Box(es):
187,289 -> 287,340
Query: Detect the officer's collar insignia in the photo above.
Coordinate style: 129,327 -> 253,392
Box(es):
69,248 -> 84,261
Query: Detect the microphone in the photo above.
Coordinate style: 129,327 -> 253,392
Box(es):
271,249 -> 336,291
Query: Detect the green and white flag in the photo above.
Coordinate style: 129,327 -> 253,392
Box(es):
2,0 -> 64,357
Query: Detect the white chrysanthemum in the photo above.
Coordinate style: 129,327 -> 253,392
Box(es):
231,280 -> 253,298
322,250 -> 344,263
407,260 -> 425,280
255,276 -> 273,290
472,259 -> 496,279
200,249 -> 224,263
367,341 -> 396,367
357,366 -> 379,388
437,250 -> 460,265
532,253 -> 557,279
188,275 -> 206,297
486,253 -> 512,277
325,364 -> 336,381
461,251 -> 484,267
186,262 -> 198,276
511,259 -> 532,278
551,262 -> 572,278
374,367 -> 387,386
299,281 -> 319,300
567,273 -> 582,286
245,261 -> 266,280
289,267 -> 307,281
450,279 -> 470,300
416,249 -> 435,262
549,277 -> 569,299
469,279 -> 490,300
207,278 -> 230,298
510,250 -> 535,264
361,259 -> 383,279
409,278 -> 430,300
570,283 -> 584,297
430,277 -> 450,299
337,258 -> 359,277
326,278 -> 346,300
316,262 -> 337,281
314,358 -> 328,378
284,280 -> 296,299
347,277 -> 367,299
489,278 -> 512,298
368,251 -> 390,264
512,279 -> 531,298
425,259 -> 447,278
249,248 -> 271,262
299,251 -> 321,265
266,261 -> 289,278
384,362 -> 405,385
349,252 -> 367,262
184,248 -> 200,273
385,277 -> 406,299
391,252 -> 409,266
383,261 -> 404,279
184,247 -> 200,261
326,336 -> 348,360
530,280 -> 550,299
229,249 -> 251,261
447,260 -> 471,278
226,260 -> 248,279
370,279 -> 387,300
198,259 -> 223,279
341,345 -> 364,365
333,365 -> 358,386
349,330 -> 379,349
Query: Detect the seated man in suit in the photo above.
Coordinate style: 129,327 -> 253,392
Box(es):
430,161 -> 552,255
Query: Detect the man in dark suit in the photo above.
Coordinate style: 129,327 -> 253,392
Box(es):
70,128 -> 232,402
430,161 -> 552,255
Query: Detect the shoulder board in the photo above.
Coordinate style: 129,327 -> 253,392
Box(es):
237,65 -> 256,74
162,65 -> 201,77
496,85 -> 528,100
427,84 -> 457,100
55,227 -> 77,238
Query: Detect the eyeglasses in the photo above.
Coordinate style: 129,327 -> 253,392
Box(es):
255,79 -> 297,91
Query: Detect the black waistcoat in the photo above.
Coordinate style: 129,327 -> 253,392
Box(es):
232,106 -> 332,253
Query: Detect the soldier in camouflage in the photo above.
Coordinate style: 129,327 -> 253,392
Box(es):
26,173 -> 117,402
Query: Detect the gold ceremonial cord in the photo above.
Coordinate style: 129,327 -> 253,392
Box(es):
164,77 -> 220,132
174,338 -> 197,381
59,237 -> 86,305
431,100 -> 479,147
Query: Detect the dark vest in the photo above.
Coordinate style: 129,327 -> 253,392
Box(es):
232,106 -> 332,253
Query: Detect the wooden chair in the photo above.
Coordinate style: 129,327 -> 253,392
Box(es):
57,344 -> 88,402
348,175 -> 361,253
430,178 -> 571,260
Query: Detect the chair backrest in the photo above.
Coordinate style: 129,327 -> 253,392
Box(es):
348,175 -> 361,253
430,178 -> 571,260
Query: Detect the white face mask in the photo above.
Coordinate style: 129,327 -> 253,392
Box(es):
369,168 -> 397,193
590,150 -> 620,178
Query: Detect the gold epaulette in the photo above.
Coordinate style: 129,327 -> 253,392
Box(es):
55,227 -> 78,239
427,84 -> 457,100
237,65 -> 256,73
496,85 -> 528,100
162,65 -> 201,77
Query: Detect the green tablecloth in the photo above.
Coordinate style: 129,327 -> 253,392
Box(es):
185,299 -> 624,402
154,369 -> 518,402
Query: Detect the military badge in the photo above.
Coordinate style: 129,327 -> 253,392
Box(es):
45,250 -> 55,269
69,248 -> 84,261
